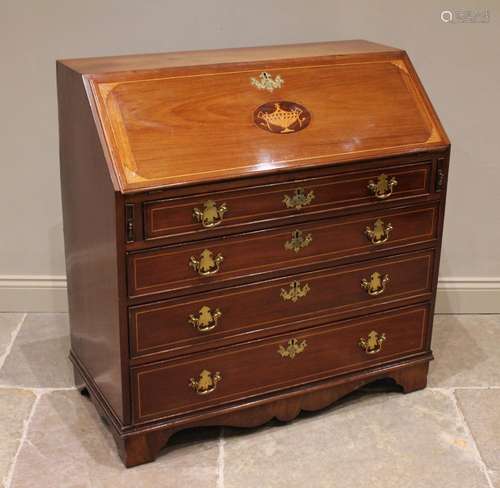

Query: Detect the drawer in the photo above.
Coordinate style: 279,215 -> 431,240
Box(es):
129,250 -> 434,360
132,304 -> 430,423
143,161 -> 432,242
128,204 -> 438,299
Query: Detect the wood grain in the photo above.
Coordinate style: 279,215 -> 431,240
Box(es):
57,41 -> 450,467
59,40 -> 402,74
73,46 -> 448,192
129,249 -> 434,361
143,161 -> 432,241
128,214 -> 436,300
57,62 -> 129,423
73,347 -> 431,467
132,304 -> 429,423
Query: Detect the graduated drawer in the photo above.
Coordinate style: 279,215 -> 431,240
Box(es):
143,161 -> 432,241
131,303 -> 430,423
129,250 -> 434,361
128,204 -> 438,299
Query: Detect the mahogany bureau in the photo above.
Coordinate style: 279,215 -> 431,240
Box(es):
57,40 -> 450,467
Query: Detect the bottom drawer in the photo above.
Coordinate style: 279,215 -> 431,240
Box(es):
132,304 -> 430,423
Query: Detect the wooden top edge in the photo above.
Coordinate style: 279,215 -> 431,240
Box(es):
57,40 -> 402,74
119,145 -> 450,195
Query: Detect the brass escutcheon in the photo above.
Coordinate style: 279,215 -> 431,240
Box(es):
189,369 -> 222,395
250,71 -> 284,92
365,219 -> 393,245
284,229 -> 313,253
277,338 -> 307,359
358,330 -> 387,354
361,272 -> 390,296
283,188 -> 315,210
367,174 -> 398,199
189,249 -> 224,276
280,280 -> 310,302
189,305 -> 222,333
193,200 -> 228,228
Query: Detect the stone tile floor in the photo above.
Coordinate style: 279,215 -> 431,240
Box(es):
1,313 -> 499,487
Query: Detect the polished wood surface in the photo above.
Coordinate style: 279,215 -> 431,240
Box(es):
76,352 -> 430,467
57,63 -> 128,423
143,161 -> 433,241
132,304 -> 429,423
130,205 -> 437,299
60,40 -> 401,74
62,41 -> 448,192
130,249 -> 435,361
57,41 -> 450,467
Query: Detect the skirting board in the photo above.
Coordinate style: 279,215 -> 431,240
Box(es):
0,275 -> 68,313
0,275 -> 499,314
435,278 -> 500,314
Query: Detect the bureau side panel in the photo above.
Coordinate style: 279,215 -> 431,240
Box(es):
57,63 -> 127,423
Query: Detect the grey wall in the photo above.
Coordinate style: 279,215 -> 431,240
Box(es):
1,0 -> 499,308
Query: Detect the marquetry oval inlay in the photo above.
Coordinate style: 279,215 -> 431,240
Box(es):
254,101 -> 311,134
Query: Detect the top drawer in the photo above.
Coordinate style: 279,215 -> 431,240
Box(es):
143,161 -> 432,242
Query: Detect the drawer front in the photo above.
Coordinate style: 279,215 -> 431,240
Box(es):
143,161 -> 432,241
132,304 -> 430,422
129,250 -> 434,360
129,204 -> 438,299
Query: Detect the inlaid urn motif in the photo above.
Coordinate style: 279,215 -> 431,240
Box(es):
254,101 -> 311,134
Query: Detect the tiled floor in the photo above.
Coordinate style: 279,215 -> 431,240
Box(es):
1,314 -> 499,488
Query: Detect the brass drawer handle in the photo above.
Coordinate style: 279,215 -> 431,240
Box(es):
284,229 -> 313,253
189,249 -> 224,276
277,338 -> 307,359
193,200 -> 228,228
367,174 -> 398,199
358,331 -> 386,354
189,369 -> 222,395
361,272 -> 390,296
189,306 -> 221,333
280,280 -> 310,302
283,187 -> 315,210
365,219 -> 393,245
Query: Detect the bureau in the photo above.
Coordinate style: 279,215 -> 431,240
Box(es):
57,40 -> 450,467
